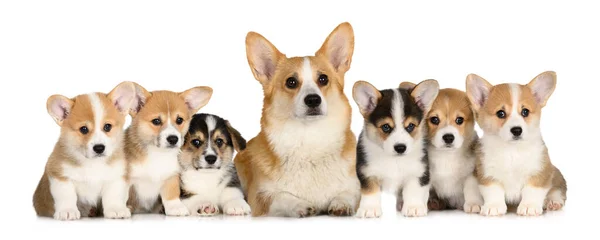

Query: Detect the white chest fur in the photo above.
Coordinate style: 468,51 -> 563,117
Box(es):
62,159 -> 125,206
429,148 -> 474,199
180,169 -> 228,203
480,136 -> 545,203
129,147 -> 181,210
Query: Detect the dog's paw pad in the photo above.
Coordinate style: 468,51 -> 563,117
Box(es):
197,203 -> 219,216
545,201 -> 564,211
427,198 -> 446,211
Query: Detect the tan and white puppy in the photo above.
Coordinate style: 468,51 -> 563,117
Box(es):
466,71 -> 567,216
33,82 -> 137,220
234,22 -> 360,217
124,84 -> 212,216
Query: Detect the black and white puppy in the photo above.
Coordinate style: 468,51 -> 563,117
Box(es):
352,80 -> 439,218
179,113 -> 251,216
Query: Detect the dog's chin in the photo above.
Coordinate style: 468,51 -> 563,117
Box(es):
194,167 -> 221,171
296,109 -> 324,121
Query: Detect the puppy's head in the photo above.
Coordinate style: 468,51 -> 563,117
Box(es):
180,114 -> 246,171
424,88 -> 476,150
129,84 -> 213,150
245,22 -> 354,123
466,71 -> 556,142
353,80 -> 439,156
47,81 -> 137,160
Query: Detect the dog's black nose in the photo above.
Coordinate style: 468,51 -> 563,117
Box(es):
93,144 -> 105,154
167,135 -> 179,145
394,144 -> 407,154
205,155 -> 217,165
442,134 -> 455,144
510,127 -> 523,137
304,94 -> 322,108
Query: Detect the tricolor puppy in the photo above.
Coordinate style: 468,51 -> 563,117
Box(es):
33,81 -> 137,220
466,71 -> 567,216
352,79 -> 439,218
235,22 -> 360,217
404,83 -> 483,213
124,84 -> 213,216
179,114 -> 251,216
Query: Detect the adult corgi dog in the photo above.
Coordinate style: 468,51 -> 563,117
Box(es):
235,22 -> 360,217
179,114 -> 251,216
124,84 -> 212,216
352,79 -> 439,217
33,81 -> 137,220
406,83 -> 483,213
465,71 -> 567,216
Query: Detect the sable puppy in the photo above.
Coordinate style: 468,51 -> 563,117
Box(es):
33,81 -> 137,220
234,22 -> 360,217
179,114 -> 251,216
124,84 -> 212,216
465,71 -> 567,216
403,82 -> 483,213
353,79 -> 439,218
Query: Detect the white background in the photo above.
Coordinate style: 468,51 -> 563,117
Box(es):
1,0 -> 598,239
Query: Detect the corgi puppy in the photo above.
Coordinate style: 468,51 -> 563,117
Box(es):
465,71 -> 567,216
402,83 -> 483,213
234,22 -> 360,217
352,79 -> 439,217
124,84 -> 213,216
33,81 -> 137,220
179,114 -> 251,216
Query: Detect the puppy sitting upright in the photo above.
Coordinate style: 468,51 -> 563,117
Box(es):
352,79 -> 439,217
402,83 -> 482,213
466,71 -> 567,216
33,81 -> 137,220
235,22 -> 360,217
125,84 -> 213,216
179,114 -> 251,216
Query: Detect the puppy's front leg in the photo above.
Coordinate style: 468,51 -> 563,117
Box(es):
49,177 -> 80,220
517,184 -> 549,216
479,181 -> 507,216
355,177 -> 382,218
101,177 -> 131,219
160,175 -> 189,216
269,192 -> 317,218
401,178 -> 429,217
220,187 -> 251,216
463,175 -> 483,213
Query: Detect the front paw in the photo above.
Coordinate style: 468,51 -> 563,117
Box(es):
165,202 -> 190,216
223,200 -> 251,216
54,208 -> 81,221
196,203 -> 220,216
328,198 -> 355,217
463,202 -> 481,214
103,207 -> 131,219
517,203 -> 543,216
401,204 -> 428,217
427,198 -> 446,211
290,202 -> 317,218
355,205 -> 382,218
480,203 -> 507,216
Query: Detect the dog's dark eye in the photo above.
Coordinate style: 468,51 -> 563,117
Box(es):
176,117 -> 184,125
318,74 -> 328,86
455,117 -> 464,125
191,139 -> 202,148
152,118 -> 162,126
215,138 -> 224,147
286,77 -> 298,89
79,126 -> 89,135
103,124 -> 112,132
405,123 -> 416,133
521,108 -> 530,117
381,124 -> 393,134
496,110 -> 506,119
430,117 -> 440,125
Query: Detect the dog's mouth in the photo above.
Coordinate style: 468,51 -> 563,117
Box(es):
194,166 -> 221,171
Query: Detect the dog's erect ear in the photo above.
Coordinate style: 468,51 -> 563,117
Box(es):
352,81 -> 381,117
47,95 -> 74,126
128,82 -> 152,118
107,81 -> 137,115
316,22 -> 355,76
411,79 -> 439,113
527,71 -> 557,108
399,81 -> 417,92
246,32 -> 285,86
179,86 -> 213,114
225,120 -> 246,152
465,74 -> 493,111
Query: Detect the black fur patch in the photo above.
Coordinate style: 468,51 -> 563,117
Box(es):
399,88 -> 424,123
356,133 -> 369,190
419,139 -> 431,186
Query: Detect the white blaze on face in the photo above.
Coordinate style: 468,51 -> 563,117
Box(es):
294,57 -> 327,118
200,115 -> 222,169
159,102 -> 182,149
87,93 -> 111,158
384,89 -> 415,155
499,84 -> 528,141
